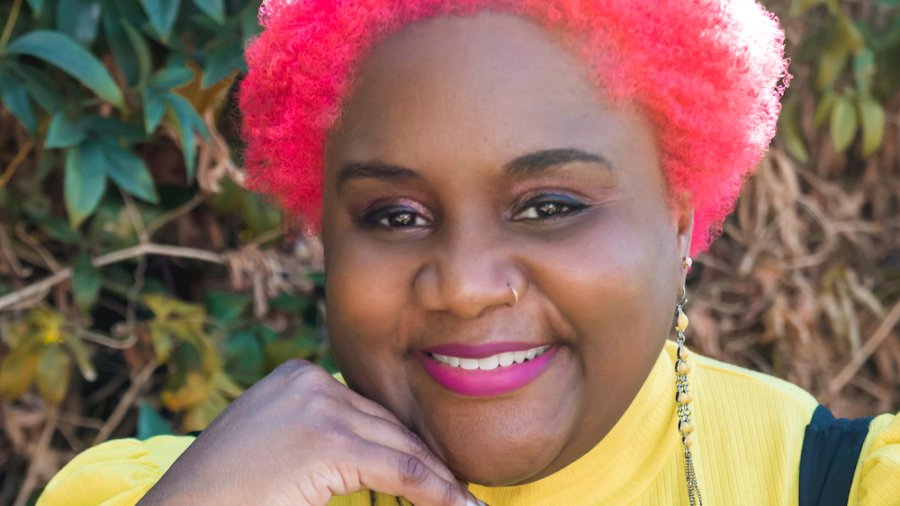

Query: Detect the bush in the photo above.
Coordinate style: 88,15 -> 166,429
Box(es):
0,0 -> 897,504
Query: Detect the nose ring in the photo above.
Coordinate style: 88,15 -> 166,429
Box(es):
507,283 -> 519,307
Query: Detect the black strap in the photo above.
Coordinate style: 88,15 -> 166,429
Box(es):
798,404 -> 872,506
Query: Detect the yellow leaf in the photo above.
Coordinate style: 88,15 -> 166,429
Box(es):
0,347 -> 39,400
161,372 -> 210,411
830,95 -> 858,153
36,343 -> 72,405
858,96 -> 885,158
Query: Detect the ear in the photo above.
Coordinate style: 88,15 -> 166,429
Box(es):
672,192 -> 694,261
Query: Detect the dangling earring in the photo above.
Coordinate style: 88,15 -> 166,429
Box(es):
676,257 -> 702,505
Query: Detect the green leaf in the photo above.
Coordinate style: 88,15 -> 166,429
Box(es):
789,0 -> 827,15
779,98 -> 809,163
99,139 -> 159,203
0,69 -> 37,135
27,0 -> 45,16
814,91 -> 837,129
6,30 -> 124,108
240,3 -> 261,42
72,251 -> 101,313
137,400 -> 174,440
858,96 -> 885,158
191,0 -> 224,24
142,89 -> 166,134
64,142 -> 108,227
63,336 -> 97,381
56,0 -> 103,45
81,115 -> 147,143
46,111 -> 86,148
7,62 -> 64,113
225,329 -> 264,386
123,18 -> 153,86
817,39 -> 850,90
103,7 -> 138,85
149,66 -> 195,90
202,39 -> 245,88
830,95 -> 859,153
163,93 -> 210,180
853,48 -> 876,95
205,292 -> 251,323
140,0 -> 181,43
36,343 -> 72,406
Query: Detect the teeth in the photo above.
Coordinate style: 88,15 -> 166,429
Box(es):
478,355 -> 499,370
459,358 -> 479,370
431,345 -> 550,371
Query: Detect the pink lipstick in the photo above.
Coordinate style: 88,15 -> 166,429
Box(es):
419,342 -> 557,397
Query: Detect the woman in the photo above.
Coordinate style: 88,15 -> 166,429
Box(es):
39,0 -> 899,505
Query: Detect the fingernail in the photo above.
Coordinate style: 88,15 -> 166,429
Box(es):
466,500 -> 480,506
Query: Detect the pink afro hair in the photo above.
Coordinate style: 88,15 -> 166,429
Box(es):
239,0 -> 789,255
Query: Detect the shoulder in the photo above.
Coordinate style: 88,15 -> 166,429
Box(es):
665,340 -> 819,418
850,411 -> 900,505
38,435 -> 195,506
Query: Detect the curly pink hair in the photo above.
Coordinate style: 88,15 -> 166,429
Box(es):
239,0 -> 788,255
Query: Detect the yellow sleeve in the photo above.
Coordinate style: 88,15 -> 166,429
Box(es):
850,412 -> 900,506
37,435 -> 195,506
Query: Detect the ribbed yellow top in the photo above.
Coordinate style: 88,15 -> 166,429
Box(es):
39,341 -> 900,505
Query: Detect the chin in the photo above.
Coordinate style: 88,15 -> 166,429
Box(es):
417,403 -> 568,486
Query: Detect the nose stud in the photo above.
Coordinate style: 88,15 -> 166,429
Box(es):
507,283 -> 519,307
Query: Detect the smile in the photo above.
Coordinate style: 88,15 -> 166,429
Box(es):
419,343 -> 558,397
429,345 -> 551,370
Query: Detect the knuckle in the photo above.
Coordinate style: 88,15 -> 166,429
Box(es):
439,480 -> 460,506
398,454 -> 429,486
408,434 -> 432,461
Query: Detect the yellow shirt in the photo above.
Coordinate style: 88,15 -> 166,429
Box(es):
38,341 -> 900,505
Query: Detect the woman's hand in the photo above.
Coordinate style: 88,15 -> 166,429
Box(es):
138,360 -> 479,506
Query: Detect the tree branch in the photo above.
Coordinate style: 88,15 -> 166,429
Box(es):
0,243 -> 226,312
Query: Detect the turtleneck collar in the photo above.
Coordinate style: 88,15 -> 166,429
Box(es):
469,342 -> 680,505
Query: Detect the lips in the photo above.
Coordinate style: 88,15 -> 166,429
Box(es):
419,342 -> 558,397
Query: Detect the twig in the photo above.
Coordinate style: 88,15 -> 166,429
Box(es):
0,0 -> 23,58
71,327 -> 137,350
120,190 -> 148,243
93,360 -> 157,445
0,243 -> 225,312
247,228 -> 283,248
144,194 -> 204,238
15,224 -> 62,272
119,190 -> 149,339
12,407 -> 58,506
0,223 -> 30,277
827,298 -> 900,396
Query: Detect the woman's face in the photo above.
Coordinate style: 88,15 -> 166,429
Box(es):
322,13 -> 692,486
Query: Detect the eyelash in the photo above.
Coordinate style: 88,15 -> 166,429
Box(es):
359,194 -> 588,230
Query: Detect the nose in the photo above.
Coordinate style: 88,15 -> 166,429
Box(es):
413,223 -> 525,319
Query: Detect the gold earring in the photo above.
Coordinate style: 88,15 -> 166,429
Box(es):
683,256 -> 693,269
675,299 -> 702,505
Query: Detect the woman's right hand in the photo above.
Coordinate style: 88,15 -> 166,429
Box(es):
138,359 -> 479,506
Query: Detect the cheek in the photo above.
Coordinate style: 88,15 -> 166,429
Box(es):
323,233 -> 422,401
530,207 -> 676,350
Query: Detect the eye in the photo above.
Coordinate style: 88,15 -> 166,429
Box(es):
512,194 -> 587,221
362,205 -> 431,229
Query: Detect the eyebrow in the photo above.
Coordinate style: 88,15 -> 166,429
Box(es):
336,148 -> 614,191
502,148 -> 614,176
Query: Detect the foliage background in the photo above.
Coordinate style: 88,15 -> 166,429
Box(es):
0,0 -> 897,503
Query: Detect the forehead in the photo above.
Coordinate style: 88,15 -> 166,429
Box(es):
326,12 -> 636,166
